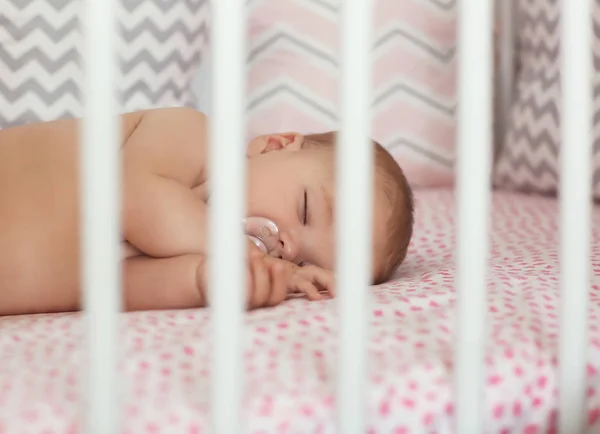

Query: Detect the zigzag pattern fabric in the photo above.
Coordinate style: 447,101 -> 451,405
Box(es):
245,0 -> 457,188
494,0 -> 600,198
0,0 -> 208,129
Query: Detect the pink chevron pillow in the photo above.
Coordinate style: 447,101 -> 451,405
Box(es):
245,0 -> 457,188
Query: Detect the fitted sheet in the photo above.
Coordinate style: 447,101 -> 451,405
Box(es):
2,188 -> 600,433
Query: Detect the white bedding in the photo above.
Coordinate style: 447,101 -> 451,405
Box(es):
2,188 -> 600,433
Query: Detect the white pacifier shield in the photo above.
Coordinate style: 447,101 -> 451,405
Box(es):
243,217 -> 280,255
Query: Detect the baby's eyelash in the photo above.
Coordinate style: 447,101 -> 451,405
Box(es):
303,189 -> 308,225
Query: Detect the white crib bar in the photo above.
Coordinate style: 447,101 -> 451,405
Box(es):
79,0 -> 121,432
454,0 -> 493,432
335,0 -> 374,432
209,0 -> 246,432
558,0 -> 593,431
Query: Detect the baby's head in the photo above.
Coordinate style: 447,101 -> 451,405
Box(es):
245,131 -> 414,284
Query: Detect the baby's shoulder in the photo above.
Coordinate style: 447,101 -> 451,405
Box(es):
143,107 -> 207,127
124,107 -> 209,186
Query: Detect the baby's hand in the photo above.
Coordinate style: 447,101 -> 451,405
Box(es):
246,251 -> 288,309
246,250 -> 335,309
279,261 -> 336,301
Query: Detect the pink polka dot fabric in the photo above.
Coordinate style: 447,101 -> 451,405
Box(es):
2,188 -> 600,433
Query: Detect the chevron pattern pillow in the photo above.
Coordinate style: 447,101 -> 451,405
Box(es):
245,0 -> 457,188
494,0 -> 600,197
0,0 -> 207,129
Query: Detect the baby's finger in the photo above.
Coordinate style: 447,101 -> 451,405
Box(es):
249,257 -> 270,309
247,239 -> 264,259
293,279 -> 324,301
266,261 -> 287,307
302,266 -> 336,297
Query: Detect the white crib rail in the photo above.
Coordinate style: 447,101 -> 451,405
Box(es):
454,0 -> 494,432
335,0 -> 374,432
208,0 -> 247,432
558,0 -> 593,432
79,0 -> 122,432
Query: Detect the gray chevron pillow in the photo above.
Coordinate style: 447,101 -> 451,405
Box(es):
494,0 -> 600,198
0,0 -> 208,129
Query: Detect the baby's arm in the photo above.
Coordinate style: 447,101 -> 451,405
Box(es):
123,254 -> 207,310
122,251 -> 290,311
121,107 -> 210,258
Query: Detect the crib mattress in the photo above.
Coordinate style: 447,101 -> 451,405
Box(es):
2,188 -> 600,433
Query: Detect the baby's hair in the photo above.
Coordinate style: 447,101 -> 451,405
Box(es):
302,132 -> 414,284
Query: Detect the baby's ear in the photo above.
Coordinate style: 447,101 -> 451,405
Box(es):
246,132 -> 304,156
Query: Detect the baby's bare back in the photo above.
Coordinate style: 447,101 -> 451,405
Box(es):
0,115 -> 145,314
0,108 -> 211,315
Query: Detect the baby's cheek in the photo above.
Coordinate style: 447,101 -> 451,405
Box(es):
317,244 -> 335,272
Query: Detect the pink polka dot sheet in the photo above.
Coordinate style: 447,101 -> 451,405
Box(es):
2,188 -> 600,434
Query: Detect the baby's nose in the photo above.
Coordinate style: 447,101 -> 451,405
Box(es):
270,234 -> 297,262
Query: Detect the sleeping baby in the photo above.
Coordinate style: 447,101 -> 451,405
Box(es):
0,107 -> 414,316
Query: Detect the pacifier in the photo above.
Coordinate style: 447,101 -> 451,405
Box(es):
243,217 -> 281,257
